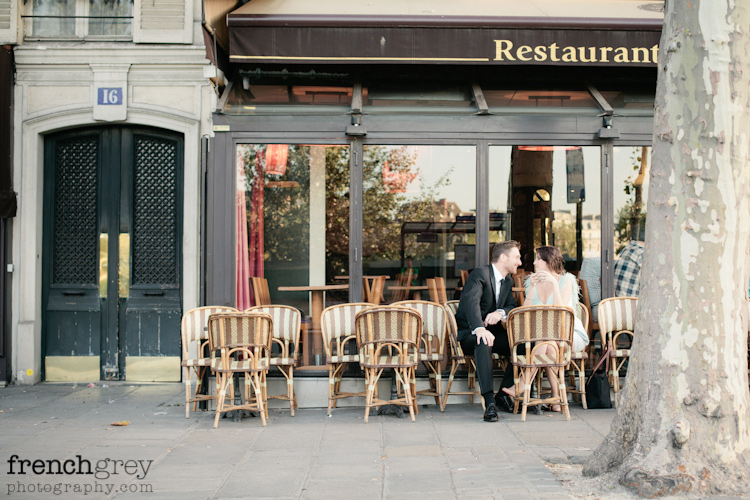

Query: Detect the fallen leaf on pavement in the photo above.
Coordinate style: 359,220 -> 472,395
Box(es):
109,420 -> 130,426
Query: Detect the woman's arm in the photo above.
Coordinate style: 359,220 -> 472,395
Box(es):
554,274 -> 574,306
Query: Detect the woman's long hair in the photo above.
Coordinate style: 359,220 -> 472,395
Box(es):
535,246 -> 565,275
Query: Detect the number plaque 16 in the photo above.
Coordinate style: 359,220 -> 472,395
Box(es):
97,88 -> 123,105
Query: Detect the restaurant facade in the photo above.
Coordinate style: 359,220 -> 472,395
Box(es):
5,0 -> 662,386
205,1 -> 661,373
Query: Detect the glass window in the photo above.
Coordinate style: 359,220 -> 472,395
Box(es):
489,146 -> 601,274
28,0 -> 132,39
362,145 -> 476,302
236,144 -> 350,367
612,146 -> 649,297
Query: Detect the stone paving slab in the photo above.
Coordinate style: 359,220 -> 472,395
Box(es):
0,383 -> 616,499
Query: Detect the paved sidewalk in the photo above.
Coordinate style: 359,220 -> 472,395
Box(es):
0,383 -> 615,500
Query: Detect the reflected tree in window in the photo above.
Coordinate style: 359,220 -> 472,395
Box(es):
615,147 -> 649,252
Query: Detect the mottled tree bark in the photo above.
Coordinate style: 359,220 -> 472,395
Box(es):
583,1 -> 750,497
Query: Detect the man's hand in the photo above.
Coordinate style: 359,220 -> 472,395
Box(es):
484,310 -> 505,326
475,327 -> 495,347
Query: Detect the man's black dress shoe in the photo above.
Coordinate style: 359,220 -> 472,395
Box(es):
494,393 -> 514,414
483,403 -> 498,422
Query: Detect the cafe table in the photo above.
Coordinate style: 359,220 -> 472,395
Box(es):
277,284 -> 349,368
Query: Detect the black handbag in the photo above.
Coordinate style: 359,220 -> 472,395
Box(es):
585,346 -> 612,409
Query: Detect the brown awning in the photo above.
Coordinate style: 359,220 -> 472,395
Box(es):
228,1 -> 663,67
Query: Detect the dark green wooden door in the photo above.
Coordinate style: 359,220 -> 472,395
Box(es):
43,127 -> 183,381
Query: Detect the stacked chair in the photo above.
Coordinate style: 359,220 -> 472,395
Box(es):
393,300 -> 448,410
245,305 -> 302,416
181,306 -> 239,418
356,305 -> 422,422
208,312 -> 273,427
321,302 -> 372,415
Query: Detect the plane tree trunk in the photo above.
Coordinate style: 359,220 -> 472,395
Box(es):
583,1 -> 750,497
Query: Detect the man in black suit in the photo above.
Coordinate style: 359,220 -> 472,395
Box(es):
455,240 -> 522,421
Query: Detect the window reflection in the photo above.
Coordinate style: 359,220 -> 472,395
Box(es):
613,146 -> 649,297
489,146 -> 601,273
362,145 -> 476,301
236,144 -> 350,311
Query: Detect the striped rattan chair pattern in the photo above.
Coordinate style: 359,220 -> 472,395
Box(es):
208,312 -> 273,428
598,297 -> 638,407
250,277 -> 272,306
355,306 -> 422,422
506,305 -> 575,421
393,300 -> 448,410
321,302 -> 373,415
181,306 -> 239,418
566,302 -> 590,409
441,300 -> 481,410
245,305 -> 301,416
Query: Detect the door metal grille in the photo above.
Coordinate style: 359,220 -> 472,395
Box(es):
132,136 -> 177,285
52,136 -> 99,285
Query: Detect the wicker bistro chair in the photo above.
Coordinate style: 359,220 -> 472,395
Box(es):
598,297 -> 638,407
321,303 -> 373,415
355,306 -> 422,422
207,312 -> 273,428
441,301 -> 481,410
393,300 -> 448,410
245,305 -> 301,416
181,306 -> 239,418
506,305 -> 575,421
567,303 -> 590,409
441,300 -> 506,410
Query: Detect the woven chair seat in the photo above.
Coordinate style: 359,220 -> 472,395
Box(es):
270,357 -> 297,366
182,357 -> 211,368
419,353 -> 443,362
610,349 -> 630,358
360,353 -> 418,368
328,354 -> 359,363
571,351 -> 588,360
515,353 -> 565,366
212,357 -> 269,372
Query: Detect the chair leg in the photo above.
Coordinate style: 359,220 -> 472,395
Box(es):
579,361 -> 587,410
468,361 -> 477,405
327,365 -> 336,416
213,373 -> 227,429
442,361 -> 459,411
288,367 -> 296,416
610,360 -> 619,408
333,368 -> 345,409
261,371 -> 269,420
402,367 -> 416,422
559,367 -> 571,421
194,366 -> 206,413
364,367 -> 375,423
185,368 -> 192,419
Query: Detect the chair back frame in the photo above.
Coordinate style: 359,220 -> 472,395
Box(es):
250,277 -> 272,306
